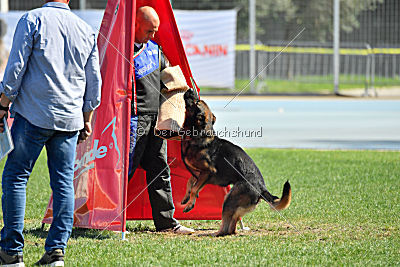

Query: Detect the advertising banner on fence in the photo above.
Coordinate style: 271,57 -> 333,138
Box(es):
174,10 -> 237,89
1,9 -> 237,89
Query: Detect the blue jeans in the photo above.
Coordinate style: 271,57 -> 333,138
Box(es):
0,113 -> 78,254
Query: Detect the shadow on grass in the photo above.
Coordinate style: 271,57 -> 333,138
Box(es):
126,223 -> 222,237
70,228 -> 114,240
126,223 -> 156,233
24,225 -> 114,240
23,227 -> 48,239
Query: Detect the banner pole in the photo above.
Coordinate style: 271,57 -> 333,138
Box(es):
121,98 -> 132,240
121,0 -> 136,240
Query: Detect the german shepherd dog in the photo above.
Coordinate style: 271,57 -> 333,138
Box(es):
180,89 -> 292,236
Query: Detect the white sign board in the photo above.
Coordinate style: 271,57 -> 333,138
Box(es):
174,10 -> 237,89
0,10 -> 104,50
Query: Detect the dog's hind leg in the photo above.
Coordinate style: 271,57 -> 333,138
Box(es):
181,175 -> 197,205
215,186 -> 240,236
216,184 -> 257,236
215,210 -> 234,237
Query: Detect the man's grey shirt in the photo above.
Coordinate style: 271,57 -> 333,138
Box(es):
0,2 -> 101,131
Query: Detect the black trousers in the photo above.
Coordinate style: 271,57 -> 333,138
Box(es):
128,114 -> 179,231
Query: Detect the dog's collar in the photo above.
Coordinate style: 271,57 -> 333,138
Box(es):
181,135 -> 191,141
182,135 -> 216,147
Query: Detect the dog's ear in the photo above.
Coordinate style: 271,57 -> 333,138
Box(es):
212,113 -> 216,125
184,89 -> 196,107
185,89 -> 200,103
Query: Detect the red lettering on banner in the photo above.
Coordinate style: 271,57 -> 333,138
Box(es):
180,30 -> 194,42
185,44 -> 228,57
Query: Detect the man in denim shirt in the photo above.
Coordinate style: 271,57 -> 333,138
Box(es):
0,0 -> 101,266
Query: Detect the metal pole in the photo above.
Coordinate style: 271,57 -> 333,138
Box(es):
333,0 -> 340,95
80,0 -> 86,10
364,43 -> 371,97
371,51 -> 376,96
0,0 -> 9,12
249,0 -> 256,93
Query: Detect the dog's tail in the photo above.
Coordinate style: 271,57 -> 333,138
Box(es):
261,181 -> 291,211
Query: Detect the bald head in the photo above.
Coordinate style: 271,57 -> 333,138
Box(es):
45,0 -> 70,4
137,6 -> 159,25
135,6 -> 160,44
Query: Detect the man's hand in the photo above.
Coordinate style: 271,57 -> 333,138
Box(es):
78,110 -> 94,144
0,94 -> 11,133
0,110 -> 7,133
78,121 -> 92,144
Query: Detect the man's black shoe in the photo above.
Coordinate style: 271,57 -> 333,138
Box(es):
35,249 -> 64,267
0,249 -> 24,266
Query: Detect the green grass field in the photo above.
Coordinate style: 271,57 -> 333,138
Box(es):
0,149 -> 399,265
201,75 -> 400,94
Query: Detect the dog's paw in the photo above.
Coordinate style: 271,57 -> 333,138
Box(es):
183,205 -> 193,213
210,232 -> 218,237
214,231 -> 228,237
183,201 -> 196,213
181,195 -> 190,205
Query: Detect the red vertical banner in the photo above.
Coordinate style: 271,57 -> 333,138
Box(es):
42,0 -> 136,231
